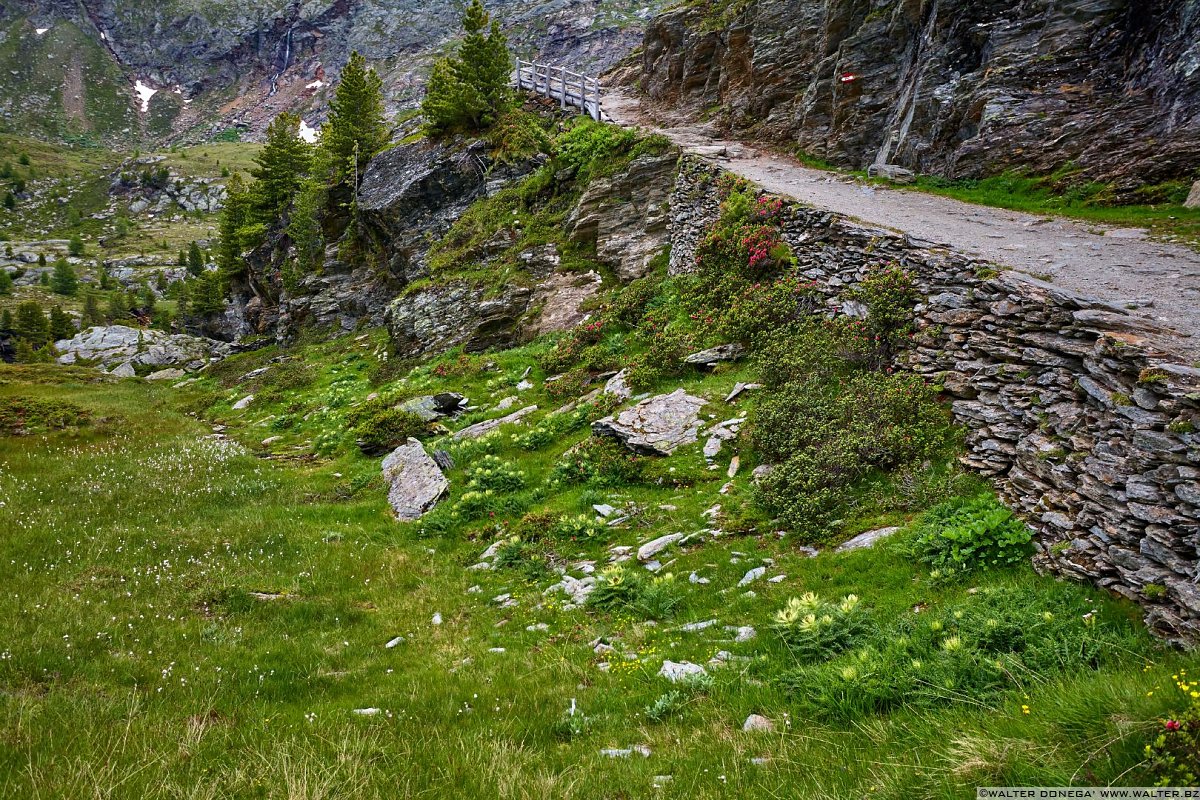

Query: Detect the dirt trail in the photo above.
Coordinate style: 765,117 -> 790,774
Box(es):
604,90 -> 1200,360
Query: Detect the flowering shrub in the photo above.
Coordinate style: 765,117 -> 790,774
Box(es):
772,592 -> 874,661
1145,672 -> 1200,786
549,437 -> 642,488
540,317 -> 613,374
587,566 -> 680,619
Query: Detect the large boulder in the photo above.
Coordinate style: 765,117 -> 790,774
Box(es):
382,439 -> 450,521
592,389 -> 706,455
55,326 -> 229,371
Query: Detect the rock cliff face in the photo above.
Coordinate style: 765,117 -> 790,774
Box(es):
637,0 -> 1200,189
0,0 -> 664,143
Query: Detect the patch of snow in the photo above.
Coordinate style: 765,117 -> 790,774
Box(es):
134,79 -> 158,113
35,27 -> 50,36
306,79 -> 326,89
298,119 -> 319,143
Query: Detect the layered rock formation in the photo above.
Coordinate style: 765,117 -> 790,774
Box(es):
636,0 -> 1200,190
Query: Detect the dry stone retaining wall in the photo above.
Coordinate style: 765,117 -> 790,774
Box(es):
669,155 -> 1200,644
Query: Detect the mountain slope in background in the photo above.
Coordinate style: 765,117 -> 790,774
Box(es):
0,0 -> 660,146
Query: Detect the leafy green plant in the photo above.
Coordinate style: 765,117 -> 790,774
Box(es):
910,496 -> 1034,579
463,454 -> 526,493
550,513 -> 605,540
1145,677 -> 1200,786
549,437 -> 642,488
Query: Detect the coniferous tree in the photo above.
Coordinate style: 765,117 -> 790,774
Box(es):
140,282 -> 157,315
3,192 -> 15,211
0,309 -> 12,331
13,301 -> 49,347
81,291 -> 103,327
37,253 -> 46,267
187,241 -> 204,276
251,113 -> 312,223
324,52 -> 387,189
99,268 -> 115,290
190,272 -> 224,316
422,0 -> 511,134
155,270 -> 167,292
178,250 -> 187,266
216,173 -> 252,280
107,291 -> 129,323
14,340 -> 35,363
0,268 -> 11,295
50,259 -> 77,296
48,305 -> 74,341
39,271 -> 50,286
174,281 -> 190,321
68,233 -> 85,256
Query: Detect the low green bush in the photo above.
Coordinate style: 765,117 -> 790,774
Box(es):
0,397 -> 92,434
778,584 -> 1143,721
910,495 -> 1034,580
549,437 -> 642,488
348,403 -> 427,455
587,566 -> 680,619
1145,677 -> 1200,786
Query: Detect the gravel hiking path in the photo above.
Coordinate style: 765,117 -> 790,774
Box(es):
604,89 -> 1200,360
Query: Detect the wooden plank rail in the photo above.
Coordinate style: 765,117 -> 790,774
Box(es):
512,59 -> 606,122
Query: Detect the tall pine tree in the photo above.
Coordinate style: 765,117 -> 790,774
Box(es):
324,52 -> 387,190
250,113 -> 312,223
422,0 -> 511,134
50,259 -> 77,295
216,173 -> 252,280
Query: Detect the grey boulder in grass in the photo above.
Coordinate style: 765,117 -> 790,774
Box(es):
382,438 -> 449,521
592,389 -> 706,455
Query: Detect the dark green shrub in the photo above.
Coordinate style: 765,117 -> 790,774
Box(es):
549,437 -> 642,488
348,403 -> 427,455
0,397 -> 91,434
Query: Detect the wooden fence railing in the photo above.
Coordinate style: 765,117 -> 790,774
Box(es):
513,59 -> 605,121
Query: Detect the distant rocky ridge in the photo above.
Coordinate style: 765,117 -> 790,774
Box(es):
630,0 -> 1200,191
0,0 -> 663,144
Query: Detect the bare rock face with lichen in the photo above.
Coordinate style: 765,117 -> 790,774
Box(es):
635,0 -> 1200,195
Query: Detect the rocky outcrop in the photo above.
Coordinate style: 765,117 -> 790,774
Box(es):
385,281 -> 536,360
382,439 -> 449,521
636,0 -> 1200,191
568,150 -> 677,280
358,139 -> 530,285
593,389 -> 707,455
54,325 -> 229,371
671,154 -> 1200,643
